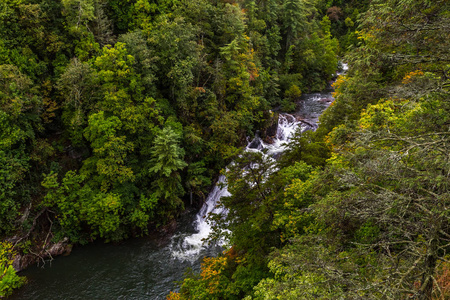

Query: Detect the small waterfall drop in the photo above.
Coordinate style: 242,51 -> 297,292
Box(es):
337,62 -> 348,76
170,112 -> 313,261
170,176 -> 230,260
247,114 -> 314,157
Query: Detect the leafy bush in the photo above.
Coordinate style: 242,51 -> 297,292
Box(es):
0,242 -> 26,297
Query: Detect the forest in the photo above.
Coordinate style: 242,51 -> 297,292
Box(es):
0,0 -> 449,299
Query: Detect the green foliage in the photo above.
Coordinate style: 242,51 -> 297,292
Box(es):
83,111 -> 135,190
42,170 -> 125,241
0,65 -> 41,147
185,160 -> 211,202
212,151 -> 278,248
0,242 -> 26,297
94,42 -> 141,113
281,84 -> 301,112
282,0 -> 316,49
272,162 -> 317,240
280,130 -> 330,168
248,235 -> 355,299
117,30 -> 158,95
246,0 -> 449,298
0,65 -> 40,235
207,151 -> 290,295
0,151 -> 29,235
61,0 -> 96,34
148,126 -> 187,215
57,58 -> 98,144
0,0 -> 49,78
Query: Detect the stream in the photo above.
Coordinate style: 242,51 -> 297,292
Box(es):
10,81 -> 339,299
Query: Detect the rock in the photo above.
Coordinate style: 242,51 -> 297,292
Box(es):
159,219 -> 177,236
265,115 -> 279,138
247,138 -> 262,149
13,254 -> 35,272
47,237 -> 72,257
264,136 -> 274,144
12,238 -> 72,272
300,119 -> 316,128
261,112 -> 279,144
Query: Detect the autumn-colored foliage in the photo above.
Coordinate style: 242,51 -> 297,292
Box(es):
434,262 -> 450,299
402,70 -> 424,85
166,291 -> 181,300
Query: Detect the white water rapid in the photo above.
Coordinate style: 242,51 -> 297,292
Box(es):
170,175 -> 230,260
170,112 -> 315,261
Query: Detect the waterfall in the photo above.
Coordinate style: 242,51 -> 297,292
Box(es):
247,114 -> 314,157
170,175 -> 230,260
338,62 -> 348,76
170,112 -> 313,261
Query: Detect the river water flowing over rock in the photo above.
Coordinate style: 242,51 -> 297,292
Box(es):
11,89 -> 335,300
169,112 -> 312,262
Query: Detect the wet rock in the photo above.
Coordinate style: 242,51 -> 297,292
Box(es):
247,138 -> 262,149
48,237 -> 72,257
319,97 -> 333,103
12,238 -> 72,272
13,254 -> 35,272
159,219 -> 177,236
300,119 -> 316,128
264,136 -> 274,144
265,118 -> 278,137
262,113 -> 279,143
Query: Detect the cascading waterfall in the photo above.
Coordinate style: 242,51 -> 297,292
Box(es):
170,112 -> 315,261
247,114 -> 315,156
170,175 -> 230,260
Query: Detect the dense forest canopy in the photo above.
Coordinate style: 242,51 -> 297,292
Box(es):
0,0 -> 349,295
1,0 -> 448,298
0,0 -> 342,240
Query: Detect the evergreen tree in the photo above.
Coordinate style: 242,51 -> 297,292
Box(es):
148,126 -> 187,215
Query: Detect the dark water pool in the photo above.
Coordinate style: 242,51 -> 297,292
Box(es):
10,211 -> 221,300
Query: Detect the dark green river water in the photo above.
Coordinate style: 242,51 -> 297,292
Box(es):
10,211 -> 222,300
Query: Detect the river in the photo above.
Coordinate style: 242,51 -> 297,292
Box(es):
10,79 -> 340,299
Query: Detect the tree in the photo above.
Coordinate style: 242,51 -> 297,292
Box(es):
57,57 -> 98,144
82,111 -> 135,191
208,151 -> 286,295
118,30 -> 158,95
61,0 -> 100,60
148,126 -> 187,215
0,65 -> 40,235
0,0 -> 49,79
61,0 -> 96,33
282,0 -> 315,50
146,15 -> 201,114
94,42 -> 141,114
361,0 -> 450,67
42,170 -> 126,242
